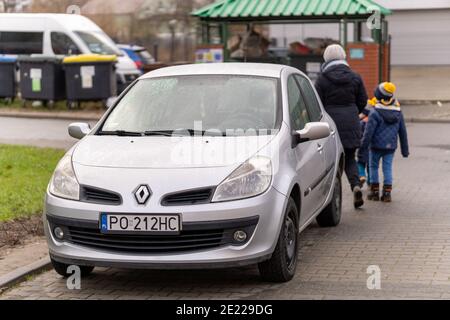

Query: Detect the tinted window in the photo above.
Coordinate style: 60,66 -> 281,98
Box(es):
0,32 -> 43,54
51,32 -> 81,55
295,75 -> 322,122
287,76 -> 310,130
101,76 -> 279,135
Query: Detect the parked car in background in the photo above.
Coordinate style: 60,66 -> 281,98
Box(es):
118,44 -> 155,72
44,63 -> 345,283
0,13 -> 142,94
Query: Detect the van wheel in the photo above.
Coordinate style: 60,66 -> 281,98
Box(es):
51,258 -> 94,278
316,174 -> 342,227
258,197 -> 299,283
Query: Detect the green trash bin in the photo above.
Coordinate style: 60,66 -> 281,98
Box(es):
0,56 -> 17,103
63,54 -> 117,107
18,56 -> 66,106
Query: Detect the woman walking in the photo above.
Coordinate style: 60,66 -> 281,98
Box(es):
315,44 -> 368,208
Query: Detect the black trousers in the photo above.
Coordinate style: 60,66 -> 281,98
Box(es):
344,148 -> 360,190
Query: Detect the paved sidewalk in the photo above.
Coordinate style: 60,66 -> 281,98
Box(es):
0,237 -> 48,279
1,122 -> 450,300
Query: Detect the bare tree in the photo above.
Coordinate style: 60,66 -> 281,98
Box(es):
31,0 -> 89,13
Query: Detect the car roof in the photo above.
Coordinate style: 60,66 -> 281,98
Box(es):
140,63 -> 294,79
117,44 -> 146,51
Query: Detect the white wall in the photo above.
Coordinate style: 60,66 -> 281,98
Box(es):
387,9 -> 450,65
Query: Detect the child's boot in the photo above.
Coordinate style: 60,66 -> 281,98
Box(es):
367,183 -> 380,201
381,185 -> 392,202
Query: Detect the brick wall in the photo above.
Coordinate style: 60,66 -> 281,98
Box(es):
347,43 -> 390,98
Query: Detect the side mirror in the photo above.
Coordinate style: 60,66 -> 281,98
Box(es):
292,122 -> 331,146
68,123 -> 91,140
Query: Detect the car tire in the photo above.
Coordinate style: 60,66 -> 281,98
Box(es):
51,258 -> 95,278
316,174 -> 342,228
258,197 -> 299,283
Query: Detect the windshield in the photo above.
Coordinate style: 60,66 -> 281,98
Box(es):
75,31 -> 122,55
101,75 -> 280,136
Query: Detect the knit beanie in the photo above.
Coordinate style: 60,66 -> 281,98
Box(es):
323,44 -> 347,62
374,82 -> 396,103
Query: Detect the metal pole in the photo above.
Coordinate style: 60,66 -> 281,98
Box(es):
378,16 -> 384,83
221,22 -> 229,61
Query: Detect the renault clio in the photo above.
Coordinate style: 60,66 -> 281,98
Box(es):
44,63 -> 344,282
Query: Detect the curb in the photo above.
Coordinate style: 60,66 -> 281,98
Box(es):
0,112 -> 102,122
0,257 -> 52,291
405,118 -> 450,124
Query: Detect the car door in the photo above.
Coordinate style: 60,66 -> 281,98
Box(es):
287,75 -> 326,225
296,74 -> 337,202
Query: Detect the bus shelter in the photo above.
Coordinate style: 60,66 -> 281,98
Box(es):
192,0 -> 391,93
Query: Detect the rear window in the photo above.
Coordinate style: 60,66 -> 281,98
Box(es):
0,31 -> 43,54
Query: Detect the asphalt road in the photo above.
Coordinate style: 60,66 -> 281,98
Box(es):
0,117 -> 97,150
1,121 -> 450,299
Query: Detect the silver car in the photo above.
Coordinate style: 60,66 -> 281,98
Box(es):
44,63 -> 344,282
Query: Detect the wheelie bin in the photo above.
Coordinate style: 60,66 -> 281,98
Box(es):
0,56 -> 17,104
63,54 -> 117,108
18,56 -> 66,107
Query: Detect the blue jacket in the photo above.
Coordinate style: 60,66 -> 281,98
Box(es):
359,105 -> 410,159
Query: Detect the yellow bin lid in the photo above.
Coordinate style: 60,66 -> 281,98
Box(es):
63,54 -> 117,64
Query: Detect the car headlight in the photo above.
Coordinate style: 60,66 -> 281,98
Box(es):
212,156 -> 272,202
49,155 -> 80,201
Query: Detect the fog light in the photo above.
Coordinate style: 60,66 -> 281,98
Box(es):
54,227 -> 64,240
233,230 -> 247,243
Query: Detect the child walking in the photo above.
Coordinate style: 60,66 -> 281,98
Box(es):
357,97 -> 377,186
358,82 -> 409,202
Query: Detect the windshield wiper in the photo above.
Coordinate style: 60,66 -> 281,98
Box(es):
98,130 -> 143,137
144,130 -> 176,137
183,129 -> 225,137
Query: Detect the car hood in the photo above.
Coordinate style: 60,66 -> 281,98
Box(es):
72,135 -> 276,169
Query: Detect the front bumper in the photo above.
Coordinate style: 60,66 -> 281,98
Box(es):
44,187 -> 288,269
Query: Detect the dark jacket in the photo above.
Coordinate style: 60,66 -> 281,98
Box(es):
315,61 -> 368,149
359,106 -> 410,158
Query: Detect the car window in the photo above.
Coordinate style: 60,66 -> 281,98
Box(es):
101,75 -> 280,136
0,31 -> 43,54
287,75 -> 310,131
295,75 -> 322,122
51,32 -> 81,55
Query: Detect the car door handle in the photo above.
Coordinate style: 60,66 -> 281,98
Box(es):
331,130 -> 336,137
317,143 -> 324,152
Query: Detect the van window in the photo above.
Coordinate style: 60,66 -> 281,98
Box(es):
51,32 -> 81,55
75,31 -> 120,55
0,32 -> 43,54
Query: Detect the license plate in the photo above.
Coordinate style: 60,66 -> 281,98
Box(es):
100,214 -> 181,234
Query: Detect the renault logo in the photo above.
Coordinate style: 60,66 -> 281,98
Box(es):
134,185 -> 151,205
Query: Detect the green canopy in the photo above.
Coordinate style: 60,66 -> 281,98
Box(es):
193,0 -> 391,21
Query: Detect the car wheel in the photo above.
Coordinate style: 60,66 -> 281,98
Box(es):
316,174 -> 342,227
51,258 -> 94,278
258,197 -> 299,283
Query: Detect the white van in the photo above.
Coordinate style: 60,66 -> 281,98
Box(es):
0,13 -> 142,93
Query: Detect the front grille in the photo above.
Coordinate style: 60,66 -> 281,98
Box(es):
47,215 -> 259,255
161,188 -> 213,206
80,186 -> 122,206
67,226 -> 227,253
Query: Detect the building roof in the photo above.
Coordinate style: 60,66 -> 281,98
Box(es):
141,63 -> 293,79
82,0 -> 145,15
193,0 -> 391,21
